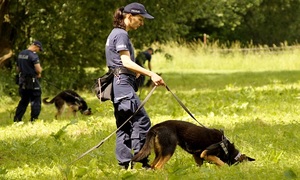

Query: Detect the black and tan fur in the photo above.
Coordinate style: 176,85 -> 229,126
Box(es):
43,90 -> 92,119
132,120 -> 255,169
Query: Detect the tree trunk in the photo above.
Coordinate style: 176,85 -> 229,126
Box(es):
0,0 -> 13,68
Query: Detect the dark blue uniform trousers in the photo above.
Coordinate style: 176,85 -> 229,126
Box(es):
113,74 -> 151,165
14,88 -> 41,122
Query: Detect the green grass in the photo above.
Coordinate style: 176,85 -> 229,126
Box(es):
152,41 -> 300,73
1,43 -> 300,179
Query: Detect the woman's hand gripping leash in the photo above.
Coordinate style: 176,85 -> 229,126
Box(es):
150,72 -> 165,86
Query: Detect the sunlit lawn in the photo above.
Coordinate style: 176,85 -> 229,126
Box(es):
0,43 -> 300,179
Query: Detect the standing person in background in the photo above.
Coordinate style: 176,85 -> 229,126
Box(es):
105,2 -> 165,169
14,40 -> 43,123
135,47 -> 154,87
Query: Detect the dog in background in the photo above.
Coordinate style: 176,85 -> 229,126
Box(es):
43,90 -> 92,119
132,120 -> 255,169
136,73 -> 163,89
144,73 -> 162,87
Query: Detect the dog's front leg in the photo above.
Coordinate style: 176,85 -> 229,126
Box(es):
69,105 -> 78,118
192,154 -> 204,167
200,150 -> 225,166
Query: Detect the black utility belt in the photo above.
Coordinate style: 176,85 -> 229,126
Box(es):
21,74 -> 36,78
114,67 -> 136,76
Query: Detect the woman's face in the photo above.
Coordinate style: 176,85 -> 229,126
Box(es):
126,14 -> 144,30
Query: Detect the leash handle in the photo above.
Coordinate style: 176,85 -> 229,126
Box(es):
71,86 -> 157,164
166,85 -> 205,127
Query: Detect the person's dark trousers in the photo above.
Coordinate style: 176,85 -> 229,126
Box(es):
14,88 -> 41,122
113,74 -> 151,169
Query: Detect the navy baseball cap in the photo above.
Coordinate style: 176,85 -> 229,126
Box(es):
124,2 -> 154,19
33,40 -> 43,51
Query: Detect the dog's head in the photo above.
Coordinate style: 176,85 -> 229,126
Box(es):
75,98 -> 92,116
81,107 -> 92,115
224,141 -> 255,166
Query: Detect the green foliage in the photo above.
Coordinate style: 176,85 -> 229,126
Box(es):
0,68 -> 19,97
230,0 -> 300,45
179,0 -> 300,46
0,168 -> 8,175
2,0 -> 300,90
1,43 -> 300,179
51,120 -> 77,140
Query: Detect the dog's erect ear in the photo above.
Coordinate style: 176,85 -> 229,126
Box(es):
240,154 -> 255,162
246,156 -> 255,161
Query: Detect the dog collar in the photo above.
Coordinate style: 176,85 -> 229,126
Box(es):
220,136 -> 229,155
81,109 -> 89,114
234,152 -> 242,161
220,141 -> 228,155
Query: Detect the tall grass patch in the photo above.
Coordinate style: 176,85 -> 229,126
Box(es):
152,41 -> 300,73
1,43 -> 300,179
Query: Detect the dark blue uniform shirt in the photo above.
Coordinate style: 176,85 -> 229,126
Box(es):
17,49 -> 40,76
105,28 -> 135,68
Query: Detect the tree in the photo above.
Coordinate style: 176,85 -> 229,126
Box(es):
183,0 -> 300,46
1,0 -> 207,90
232,0 -> 300,45
0,0 -> 14,68
1,0 -> 300,90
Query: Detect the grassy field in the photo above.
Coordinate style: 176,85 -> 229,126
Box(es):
0,43 -> 300,179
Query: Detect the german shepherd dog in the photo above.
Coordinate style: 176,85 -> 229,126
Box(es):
132,120 -> 255,169
43,90 -> 92,119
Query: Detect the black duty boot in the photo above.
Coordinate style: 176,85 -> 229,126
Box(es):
119,162 -> 130,170
140,158 -> 151,169
30,118 -> 37,123
142,163 -> 151,169
13,117 -> 21,122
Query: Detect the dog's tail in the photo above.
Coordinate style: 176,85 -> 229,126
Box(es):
42,97 -> 55,105
131,130 -> 156,162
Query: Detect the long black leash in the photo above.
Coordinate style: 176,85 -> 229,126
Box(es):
70,85 -> 157,164
166,86 -> 236,160
42,78 -> 59,89
165,85 -> 206,127
71,84 -> 205,164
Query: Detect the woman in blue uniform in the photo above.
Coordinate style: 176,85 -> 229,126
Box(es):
105,2 -> 165,169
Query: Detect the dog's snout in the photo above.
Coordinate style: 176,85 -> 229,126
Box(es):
83,108 -> 92,115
